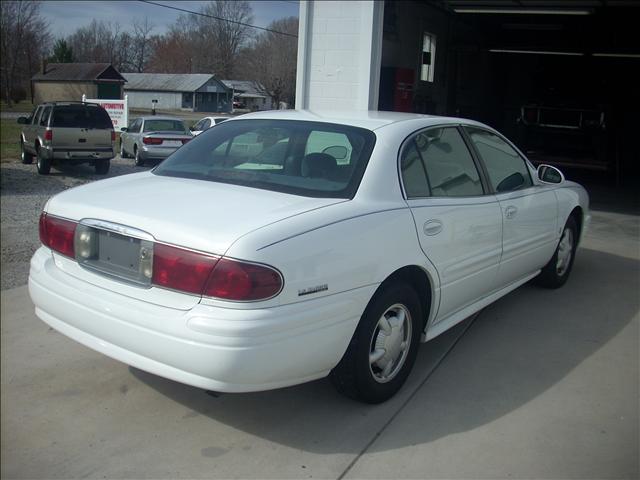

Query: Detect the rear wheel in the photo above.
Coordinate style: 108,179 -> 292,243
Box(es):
20,140 -> 34,164
95,159 -> 110,175
36,145 -> 51,175
535,216 -> 578,289
134,146 -> 144,166
330,282 -> 422,403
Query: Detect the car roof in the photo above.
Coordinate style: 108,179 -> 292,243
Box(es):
230,109 -> 485,131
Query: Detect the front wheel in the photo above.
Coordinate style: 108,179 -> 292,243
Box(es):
535,216 -> 578,289
120,141 -> 128,159
330,282 -> 422,403
21,140 -> 34,164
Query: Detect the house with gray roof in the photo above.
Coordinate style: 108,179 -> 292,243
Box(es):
122,73 -> 232,113
222,80 -> 274,111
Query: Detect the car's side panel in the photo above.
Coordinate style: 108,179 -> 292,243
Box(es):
406,196 -> 503,323
554,183 -> 590,243
494,186 -> 559,286
215,201 -> 441,331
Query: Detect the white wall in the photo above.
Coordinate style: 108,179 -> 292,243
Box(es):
125,90 -> 184,110
295,0 -> 384,111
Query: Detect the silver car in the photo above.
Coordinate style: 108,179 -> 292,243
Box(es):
119,116 -> 192,166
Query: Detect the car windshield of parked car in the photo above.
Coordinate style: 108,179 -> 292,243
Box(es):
144,119 -> 187,133
51,105 -> 113,129
153,119 -> 376,198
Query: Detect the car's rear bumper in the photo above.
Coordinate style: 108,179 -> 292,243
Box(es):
140,145 -> 179,160
43,145 -> 114,161
28,247 -> 373,392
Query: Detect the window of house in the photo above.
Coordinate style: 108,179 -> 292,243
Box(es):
420,32 -> 436,83
182,92 -> 193,109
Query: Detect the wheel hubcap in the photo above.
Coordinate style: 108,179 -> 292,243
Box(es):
556,227 -> 574,276
369,304 -> 412,383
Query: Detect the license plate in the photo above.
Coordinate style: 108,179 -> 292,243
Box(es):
75,225 -> 154,286
163,140 -> 182,147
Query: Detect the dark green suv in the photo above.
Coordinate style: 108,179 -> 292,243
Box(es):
18,101 -> 115,175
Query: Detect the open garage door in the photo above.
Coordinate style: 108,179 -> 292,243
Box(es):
379,0 -> 640,186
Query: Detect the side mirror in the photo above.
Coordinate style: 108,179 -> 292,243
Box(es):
120,127 -> 127,132
537,164 -> 565,184
17,117 -> 28,124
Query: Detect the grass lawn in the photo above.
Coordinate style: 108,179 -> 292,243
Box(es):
1,118 -> 22,162
0,100 -> 35,113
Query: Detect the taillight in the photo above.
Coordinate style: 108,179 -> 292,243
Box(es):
181,138 -> 191,144
44,129 -> 53,141
111,130 -> 116,142
152,243 -> 219,295
204,258 -> 283,301
39,212 -> 76,257
143,137 -> 163,145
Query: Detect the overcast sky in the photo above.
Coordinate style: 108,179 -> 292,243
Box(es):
41,1 -> 299,38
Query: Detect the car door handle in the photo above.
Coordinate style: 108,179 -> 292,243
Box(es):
505,205 -> 518,219
423,219 -> 443,236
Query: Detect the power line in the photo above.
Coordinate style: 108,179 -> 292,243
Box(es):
138,0 -> 298,38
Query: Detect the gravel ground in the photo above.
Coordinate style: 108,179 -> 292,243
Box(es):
0,155 -> 151,290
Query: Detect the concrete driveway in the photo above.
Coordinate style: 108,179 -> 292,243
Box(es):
1,209 -> 638,479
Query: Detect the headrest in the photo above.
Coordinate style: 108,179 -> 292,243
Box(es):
301,153 -> 338,178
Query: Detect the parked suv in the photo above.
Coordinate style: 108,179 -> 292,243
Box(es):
18,101 -> 115,175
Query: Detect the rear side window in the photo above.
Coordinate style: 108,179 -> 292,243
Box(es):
401,127 -> 483,198
466,127 -> 532,193
39,107 -> 52,126
154,119 -> 376,199
51,106 -> 113,129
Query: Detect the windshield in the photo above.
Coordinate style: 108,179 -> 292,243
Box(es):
153,119 -> 376,198
144,119 -> 187,133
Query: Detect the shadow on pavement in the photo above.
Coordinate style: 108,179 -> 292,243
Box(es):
132,247 -> 638,453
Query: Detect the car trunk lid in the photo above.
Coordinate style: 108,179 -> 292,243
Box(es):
45,172 -> 343,308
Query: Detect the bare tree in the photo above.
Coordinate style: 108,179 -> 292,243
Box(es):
238,17 -> 298,108
67,20 -> 124,68
0,0 -> 50,105
132,17 -> 154,72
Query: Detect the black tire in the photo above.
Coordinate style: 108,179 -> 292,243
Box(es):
134,146 -> 144,166
330,282 -> 422,403
20,140 -> 34,164
95,159 -> 110,175
535,216 -> 578,289
120,141 -> 128,159
36,146 -> 51,175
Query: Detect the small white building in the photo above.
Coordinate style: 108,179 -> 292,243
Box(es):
122,73 -> 233,113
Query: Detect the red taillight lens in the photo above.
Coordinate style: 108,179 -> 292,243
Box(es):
44,129 -> 53,141
204,258 -> 282,301
111,130 -> 116,142
152,243 -> 219,295
143,137 -> 163,145
181,138 -> 191,145
39,212 -> 76,257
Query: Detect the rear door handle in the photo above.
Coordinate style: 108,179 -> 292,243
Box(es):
505,205 -> 518,219
423,219 -> 443,236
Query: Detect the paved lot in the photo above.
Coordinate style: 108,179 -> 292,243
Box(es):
1,201 -> 638,478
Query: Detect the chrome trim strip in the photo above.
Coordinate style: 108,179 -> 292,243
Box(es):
80,218 -> 155,241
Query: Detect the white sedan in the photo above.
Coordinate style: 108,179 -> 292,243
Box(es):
190,116 -> 229,135
29,110 -> 590,403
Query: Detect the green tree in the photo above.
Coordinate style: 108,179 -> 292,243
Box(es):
50,38 -> 74,63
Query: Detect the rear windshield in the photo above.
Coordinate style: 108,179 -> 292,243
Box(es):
144,119 -> 187,133
153,119 -> 376,198
51,105 -> 113,129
